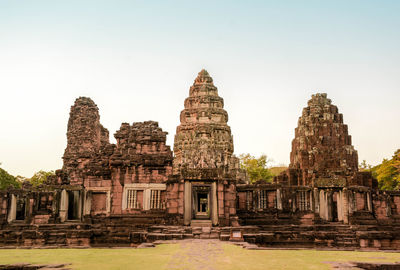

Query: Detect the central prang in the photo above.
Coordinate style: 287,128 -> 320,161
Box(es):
168,69 -> 242,227
173,69 -> 239,174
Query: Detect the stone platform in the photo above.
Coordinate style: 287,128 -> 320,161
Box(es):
2,222 -> 400,250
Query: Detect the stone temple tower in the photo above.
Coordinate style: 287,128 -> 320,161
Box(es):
289,93 -> 358,186
62,97 -> 111,185
168,69 -> 240,226
173,69 -> 238,174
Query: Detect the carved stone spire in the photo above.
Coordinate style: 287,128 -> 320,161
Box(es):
173,69 -> 237,174
289,93 -> 358,185
62,97 -> 109,174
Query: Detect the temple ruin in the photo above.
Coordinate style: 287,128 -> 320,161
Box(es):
1,70 -> 400,249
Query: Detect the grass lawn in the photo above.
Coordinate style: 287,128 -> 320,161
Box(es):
1,242 -> 400,270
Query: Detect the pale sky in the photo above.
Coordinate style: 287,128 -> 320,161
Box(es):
0,1 -> 399,177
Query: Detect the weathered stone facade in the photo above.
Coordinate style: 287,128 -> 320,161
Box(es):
289,93 -> 358,186
62,97 -> 112,185
168,70 -> 242,227
173,69 -> 238,172
1,71 -> 400,250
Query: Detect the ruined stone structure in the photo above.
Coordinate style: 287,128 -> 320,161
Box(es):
1,70 -> 400,250
290,93 -> 358,186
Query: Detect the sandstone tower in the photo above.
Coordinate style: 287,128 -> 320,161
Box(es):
168,69 -> 240,226
289,93 -> 358,186
62,97 -> 111,184
173,69 -> 238,174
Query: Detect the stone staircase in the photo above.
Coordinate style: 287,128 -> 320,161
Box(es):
241,224 -> 360,249
190,220 -> 212,227
3,221 -> 400,249
145,224 -> 223,242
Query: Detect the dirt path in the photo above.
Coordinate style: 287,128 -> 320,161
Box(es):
166,239 -> 225,270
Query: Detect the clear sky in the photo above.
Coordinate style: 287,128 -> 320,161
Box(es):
0,0 -> 399,177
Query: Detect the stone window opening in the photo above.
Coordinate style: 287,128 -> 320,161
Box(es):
127,189 -> 139,209
82,188 -> 111,217
150,190 -> 163,209
258,190 -> 268,209
197,192 -> 208,213
297,191 -> 310,211
8,194 -> 26,223
36,193 -> 51,214
122,183 -> 166,211
15,197 -> 26,221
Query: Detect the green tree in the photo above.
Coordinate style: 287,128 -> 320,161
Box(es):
239,154 -> 273,183
371,149 -> 400,190
15,175 -> 28,183
0,166 -> 20,190
359,160 -> 372,171
29,170 -> 55,187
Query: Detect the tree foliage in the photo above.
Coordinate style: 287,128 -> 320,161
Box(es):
359,160 -> 372,171
29,170 -> 55,187
239,154 -> 273,183
0,166 -> 21,190
370,149 -> 400,190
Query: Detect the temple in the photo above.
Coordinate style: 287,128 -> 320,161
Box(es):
1,70 -> 400,249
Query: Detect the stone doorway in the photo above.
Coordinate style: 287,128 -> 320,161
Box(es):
184,181 -> 218,226
15,197 -> 26,221
67,190 -> 81,220
193,186 -> 210,220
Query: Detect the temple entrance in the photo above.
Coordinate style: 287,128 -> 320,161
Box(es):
184,181 -> 218,226
15,197 -> 26,221
197,193 -> 209,215
192,186 -> 210,220
67,190 -> 80,220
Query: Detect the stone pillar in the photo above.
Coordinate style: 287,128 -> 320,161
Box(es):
342,188 -> 349,224
77,191 -> 83,220
184,181 -> 192,226
52,191 -> 57,214
143,189 -> 151,211
314,188 -> 319,213
211,182 -> 218,226
326,191 -> 333,221
83,190 -> 91,216
367,192 -> 372,212
292,194 -> 297,212
7,194 -> 16,223
337,191 -> 343,222
348,191 -> 354,215
319,190 -> 325,220
354,192 -> 358,212
326,190 -> 332,221
59,189 -> 68,222
276,188 -> 282,210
